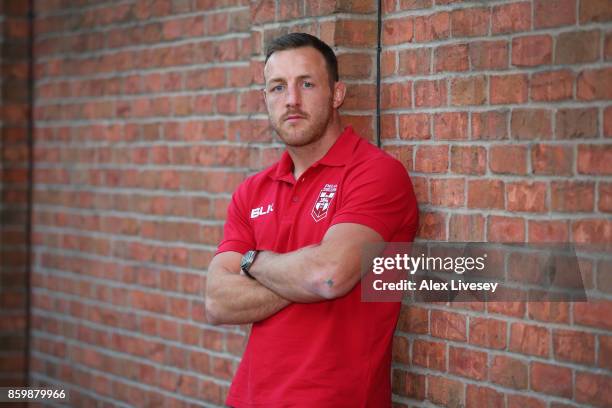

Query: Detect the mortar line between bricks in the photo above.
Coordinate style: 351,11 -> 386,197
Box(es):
32,184 -> 235,199
399,303 -> 612,340
34,223 -> 223,250
30,310 -> 242,365
32,242 -> 218,270
36,6 -> 250,40
29,354 -> 225,408
34,203 -> 228,224
30,297 -> 242,359
377,21 -> 612,50
35,264 -> 209,304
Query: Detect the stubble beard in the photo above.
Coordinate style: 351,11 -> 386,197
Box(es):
270,101 -> 333,148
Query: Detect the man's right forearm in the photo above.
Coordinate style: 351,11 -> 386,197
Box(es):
205,258 -> 291,325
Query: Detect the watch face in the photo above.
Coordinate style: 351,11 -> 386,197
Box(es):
241,250 -> 254,271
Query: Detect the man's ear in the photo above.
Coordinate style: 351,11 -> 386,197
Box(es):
262,87 -> 267,104
332,81 -> 346,109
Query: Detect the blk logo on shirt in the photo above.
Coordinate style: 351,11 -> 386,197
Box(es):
311,184 -> 337,222
251,203 -> 274,219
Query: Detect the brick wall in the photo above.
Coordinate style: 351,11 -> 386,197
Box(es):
11,0 -> 611,407
381,1 -> 612,407
0,0 -> 32,390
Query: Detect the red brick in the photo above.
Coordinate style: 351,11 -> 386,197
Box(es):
399,113 -> 431,140
415,79 -> 447,107
531,70 -> 574,102
488,216 -> 525,242
574,300 -> 612,329
450,76 -> 486,106
412,176 -> 429,204
492,2 -> 532,34
469,40 -> 508,70
556,108 -> 598,139
605,106 -> 612,137
466,385 -> 503,408
490,355 -> 528,389
535,0 -> 577,28
577,68 -> 612,100
392,369 -> 426,399
532,362 -> 574,398
506,182 -> 547,212
398,48 -> 431,76
381,50 -> 395,77
551,181 -> 595,212
415,145 -> 448,173
510,322 -> 550,357
508,395 -> 547,408
512,35 -> 553,67
579,0 -> 612,24
435,44 -> 469,72
397,305 -> 429,334
511,109 -> 552,140
344,84 -> 377,110
490,145 -> 527,175
472,111 -> 508,140
392,336 -> 410,364
449,214 -> 485,241
335,20 -> 377,47
490,74 -> 528,104
449,347 -> 487,380
412,340 -> 446,371
434,112 -> 468,140
431,310 -> 466,341
468,317 -> 506,349
575,371 -> 612,408
451,8 -> 489,37
553,329 -> 595,364
427,376 -> 465,408
383,16 -> 414,45
599,182 -> 612,212
417,211 -> 447,240
400,0 -> 432,10
414,12 -> 450,42
468,180 -> 504,209
451,146 -> 486,175
528,220 -> 570,242
599,335 -> 612,369
382,82 -> 412,109
338,53 -> 372,79
556,30 -> 601,65
531,144 -> 573,176
578,145 -> 612,175
383,145 -> 413,171
430,178 -> 465,207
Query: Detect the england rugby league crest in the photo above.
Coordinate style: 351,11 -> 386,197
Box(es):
311,184 -> 337,222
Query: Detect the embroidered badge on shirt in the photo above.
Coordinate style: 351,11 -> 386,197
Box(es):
311,184 -> 337,222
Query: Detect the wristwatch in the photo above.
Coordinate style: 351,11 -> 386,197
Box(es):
240,250 -> 259,279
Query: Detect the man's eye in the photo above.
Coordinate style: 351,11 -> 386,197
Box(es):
303,81 -> 314,88
270,85 -> 284,92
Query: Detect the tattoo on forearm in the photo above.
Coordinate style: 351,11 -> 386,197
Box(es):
325,279 -> 334,287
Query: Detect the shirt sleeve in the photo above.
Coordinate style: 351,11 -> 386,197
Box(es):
330,157 -> 419,242
216,181 -> 256,255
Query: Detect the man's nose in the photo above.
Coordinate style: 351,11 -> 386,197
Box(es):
285,83 -> 301,107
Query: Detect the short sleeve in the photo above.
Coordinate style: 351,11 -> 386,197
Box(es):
216,182 -> 256,255
330,157 -> 418,242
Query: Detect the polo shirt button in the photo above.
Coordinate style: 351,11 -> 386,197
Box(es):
292,196 -> 299,203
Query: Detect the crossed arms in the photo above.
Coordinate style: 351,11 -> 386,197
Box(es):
204,222 -> 382,325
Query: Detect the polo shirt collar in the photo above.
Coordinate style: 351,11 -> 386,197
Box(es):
271,126 -> 359,182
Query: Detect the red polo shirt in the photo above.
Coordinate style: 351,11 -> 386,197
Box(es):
217,126 -> 418,407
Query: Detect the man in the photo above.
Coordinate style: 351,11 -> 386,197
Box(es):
205,33 -> 418,407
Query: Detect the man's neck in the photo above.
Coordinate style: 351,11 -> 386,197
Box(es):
287,116 -> 344,180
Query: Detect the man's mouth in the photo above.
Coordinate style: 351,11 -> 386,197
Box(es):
285,114 -> 306,121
